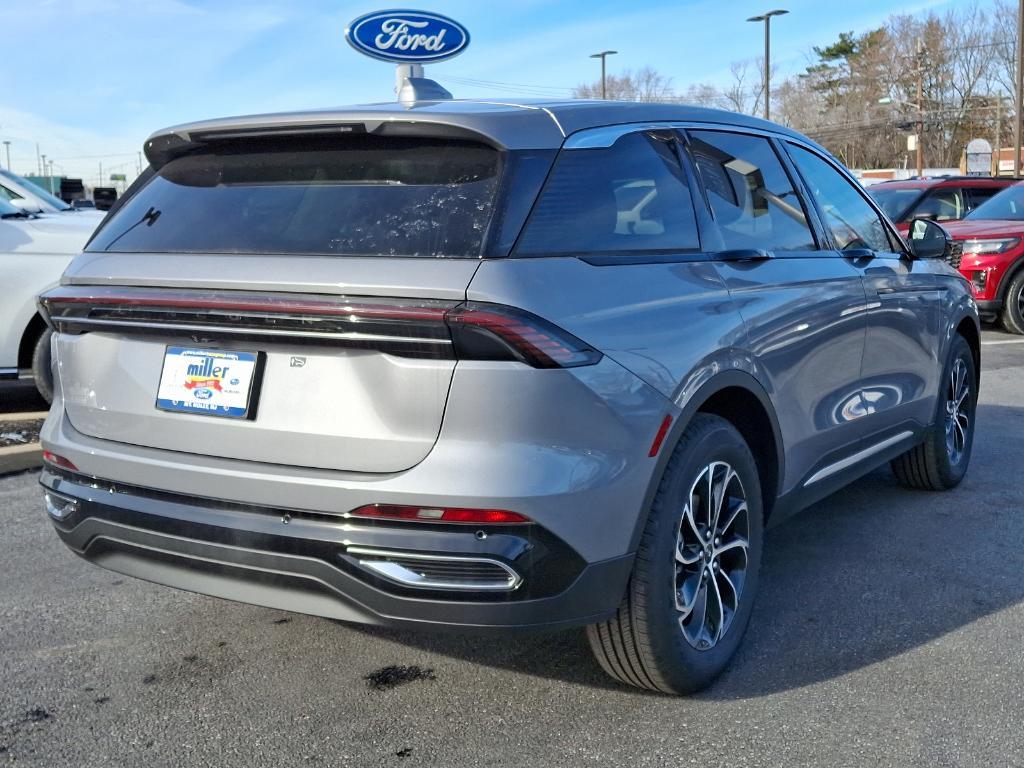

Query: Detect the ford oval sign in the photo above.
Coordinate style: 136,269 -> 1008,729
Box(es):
345,9 -> 470,64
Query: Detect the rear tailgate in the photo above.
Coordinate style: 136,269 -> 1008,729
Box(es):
42,131 -> 525,473
49,254 -> 479,473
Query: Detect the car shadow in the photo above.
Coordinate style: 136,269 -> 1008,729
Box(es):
339,403 -> 1024,699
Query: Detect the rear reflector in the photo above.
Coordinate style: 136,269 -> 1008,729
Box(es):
347,504 -> 532,525
42,450 -> 78,471
648,415 -> 673,457
38,286 -> 601,369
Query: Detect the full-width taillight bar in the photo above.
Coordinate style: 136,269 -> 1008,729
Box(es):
38,286 -> 601,369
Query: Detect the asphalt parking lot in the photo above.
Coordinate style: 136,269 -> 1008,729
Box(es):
2,327 -> 1023,767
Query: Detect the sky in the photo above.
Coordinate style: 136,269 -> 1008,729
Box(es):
2,0 -> 979,185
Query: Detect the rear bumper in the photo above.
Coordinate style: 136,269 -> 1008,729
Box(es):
40,467 -> 634,632
39,352 -> 672,630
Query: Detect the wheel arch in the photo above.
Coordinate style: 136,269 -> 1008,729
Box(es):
17,313 -> 48,370
995,253 -> 1024,306
954,314 -> 981,386
629,371 -> 785,552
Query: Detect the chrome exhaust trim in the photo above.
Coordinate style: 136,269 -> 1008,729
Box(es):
346,546 -> 522,592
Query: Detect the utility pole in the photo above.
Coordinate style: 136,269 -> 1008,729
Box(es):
48,160 -> 55,194
2,141 -> 10,171
1015,0 -> 1024,176
747,9 -> 789,121
996,96 -> 1003,176
589,50 -> 617,99
916,38 -> 925,178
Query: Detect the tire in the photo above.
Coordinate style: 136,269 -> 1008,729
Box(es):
891,334 -> 976,490
586,413 -> 763,695
31,328 -> 54,405
1000,269 -> 1024,335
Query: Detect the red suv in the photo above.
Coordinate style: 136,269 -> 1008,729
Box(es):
869,176 -> 1015,234
940,181 -> 1024,333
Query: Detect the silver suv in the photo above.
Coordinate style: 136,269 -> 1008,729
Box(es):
38,99 -> 979,694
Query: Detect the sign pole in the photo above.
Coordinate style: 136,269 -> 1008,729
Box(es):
395,63 -> 425,98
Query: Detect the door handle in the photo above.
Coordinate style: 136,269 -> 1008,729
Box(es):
715,248 -> 772,262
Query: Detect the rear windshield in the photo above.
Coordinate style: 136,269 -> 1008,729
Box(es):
88,136 -> 501,257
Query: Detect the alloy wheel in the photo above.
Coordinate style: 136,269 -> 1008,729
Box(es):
674,461 -> 750,651
945,356 -> 971,465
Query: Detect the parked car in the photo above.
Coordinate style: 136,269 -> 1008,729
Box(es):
0,169 -> 105,221
868,175 -> 1015,234
71,199 -> 96,210
91,186 -> 118,211
37,97 -> 979,695
940,181 -> 1024,333
0,199 -> 98,401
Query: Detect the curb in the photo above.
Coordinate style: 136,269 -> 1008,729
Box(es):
0,443 -> 43,475
0,411 -> 48,475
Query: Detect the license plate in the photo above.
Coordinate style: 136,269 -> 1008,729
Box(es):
156,347 -> 260,419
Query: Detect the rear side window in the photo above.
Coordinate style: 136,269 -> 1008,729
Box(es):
515,131 -> 700,255
915,188 -> 963,221
88,136 -> 500,257
687,130 -> 815,252
966,186 -> 1003,210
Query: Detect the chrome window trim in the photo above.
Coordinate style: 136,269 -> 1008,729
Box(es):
563,120 -> 800,150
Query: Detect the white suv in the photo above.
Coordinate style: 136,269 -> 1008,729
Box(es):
0,169 -> 105,221
0,200 -> 98,400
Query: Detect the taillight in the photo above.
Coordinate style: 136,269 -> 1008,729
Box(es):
347,504 -> 532,524
38,286 -> 601,369
447,302 -> 601,368
42,450 -> 78,471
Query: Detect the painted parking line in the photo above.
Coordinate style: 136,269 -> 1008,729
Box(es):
981,339 -> 1024,345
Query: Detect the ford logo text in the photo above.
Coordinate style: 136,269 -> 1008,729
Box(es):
345,9 -> 470,63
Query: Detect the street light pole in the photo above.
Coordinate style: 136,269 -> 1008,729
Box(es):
2,141 -> 10,171
589,50 -> 618,100
916,38 -> 925,178
746,9 -> 788,121
1015,0 -> 1024,176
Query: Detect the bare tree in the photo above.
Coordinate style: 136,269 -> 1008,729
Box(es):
572,66 -> 674,102
570,3 -> 1016,170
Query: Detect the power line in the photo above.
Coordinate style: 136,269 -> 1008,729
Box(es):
445,74 -> 574,93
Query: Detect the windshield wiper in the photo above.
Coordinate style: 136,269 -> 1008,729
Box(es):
1,211 -> 31,219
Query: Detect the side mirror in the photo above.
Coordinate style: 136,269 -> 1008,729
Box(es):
908,217 -> 962,267
8,197 -> 44,214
